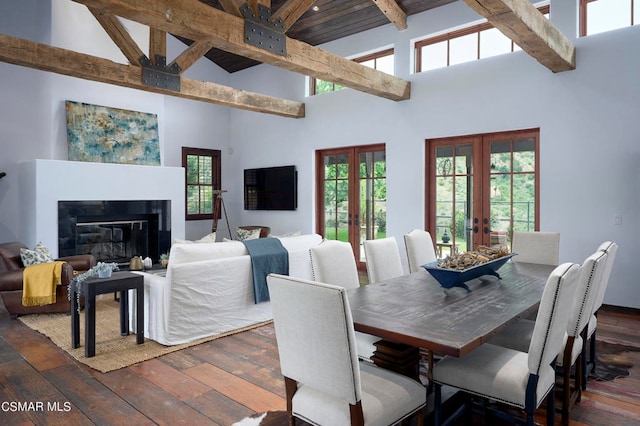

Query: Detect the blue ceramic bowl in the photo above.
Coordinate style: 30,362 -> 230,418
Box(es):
422,253 -> 516,291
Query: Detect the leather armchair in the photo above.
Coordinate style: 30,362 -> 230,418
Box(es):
0,242 -> 96,318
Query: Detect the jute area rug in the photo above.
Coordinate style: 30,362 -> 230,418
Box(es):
19,295 -> 271,373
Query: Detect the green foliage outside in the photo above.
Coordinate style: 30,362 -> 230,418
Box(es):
436,142 -> 536,246
323,154 -> 387,240
315,79 -> 344,94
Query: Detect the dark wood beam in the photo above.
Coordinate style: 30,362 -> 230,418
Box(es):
463,0 -> 575,72
72,0 -> 411,101
0,33 -> 305,118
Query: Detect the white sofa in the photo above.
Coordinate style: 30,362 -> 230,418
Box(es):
131,233 -> 323,345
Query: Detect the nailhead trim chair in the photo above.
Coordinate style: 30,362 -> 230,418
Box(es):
267,274 -> 426,426
310,240 -> 380,362
489,250 -> 608,425
432,262 -> 580,426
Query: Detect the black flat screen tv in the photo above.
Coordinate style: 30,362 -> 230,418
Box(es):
244,165 -> 297,211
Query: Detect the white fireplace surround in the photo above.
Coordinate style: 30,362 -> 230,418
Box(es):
19,159 -> 185,258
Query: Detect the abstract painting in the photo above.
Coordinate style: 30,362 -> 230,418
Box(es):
65,100 -> 160,166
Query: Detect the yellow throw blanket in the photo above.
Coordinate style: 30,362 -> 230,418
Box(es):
22,261 -> 65,306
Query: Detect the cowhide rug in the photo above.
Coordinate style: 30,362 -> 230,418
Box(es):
233,341 -> 638,425
232,411 -> 291,426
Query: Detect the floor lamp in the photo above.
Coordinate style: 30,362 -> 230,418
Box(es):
212,189 -> 232,239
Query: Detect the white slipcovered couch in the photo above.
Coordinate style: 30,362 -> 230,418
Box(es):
131,233 -> 323,345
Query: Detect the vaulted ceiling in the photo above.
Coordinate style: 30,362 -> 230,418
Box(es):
0,0 -> 575,118
193,0 -> 459,73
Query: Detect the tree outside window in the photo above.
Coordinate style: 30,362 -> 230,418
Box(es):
182,147 -> 221,220
310,48 -> 394,95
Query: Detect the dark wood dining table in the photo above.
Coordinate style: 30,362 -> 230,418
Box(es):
347,261 -> 555,360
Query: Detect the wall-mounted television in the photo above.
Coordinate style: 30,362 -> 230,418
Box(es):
244,165 -> 297,211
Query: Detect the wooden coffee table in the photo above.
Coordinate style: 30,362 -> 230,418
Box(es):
71,271 -> 144,357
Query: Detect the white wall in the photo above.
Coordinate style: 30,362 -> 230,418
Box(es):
0,1 -> 638,308
0,0 -> 231,244
227,1 -> 640,308
20,160 -> 185,258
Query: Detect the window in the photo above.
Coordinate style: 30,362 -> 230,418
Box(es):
580,0 -> 638,36
182,147 -> 221,220
415,5 -> 549,73
310,48 -> 394,96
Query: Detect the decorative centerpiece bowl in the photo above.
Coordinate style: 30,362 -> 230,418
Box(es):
423,253 -> 516,291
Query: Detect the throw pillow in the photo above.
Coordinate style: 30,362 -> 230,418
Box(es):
20,242 -> 55,266
172,232 -> 216,245
236,228 -> 261,241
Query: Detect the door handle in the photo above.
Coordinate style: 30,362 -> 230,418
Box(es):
354,214 -> 360,226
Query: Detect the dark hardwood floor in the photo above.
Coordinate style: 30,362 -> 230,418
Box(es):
1,297 -> 639,425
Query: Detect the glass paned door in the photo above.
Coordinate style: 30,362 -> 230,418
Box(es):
427,129 -> 539,255
431,139 -> 480,255
321,153 -> 351,243
486,135 -> 538,248
359,150 -> 386,249
317,144 -> 386,268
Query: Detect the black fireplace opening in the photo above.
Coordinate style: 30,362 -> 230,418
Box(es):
58,200 -> 171,265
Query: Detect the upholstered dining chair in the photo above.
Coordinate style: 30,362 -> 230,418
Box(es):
310,240 -> 380,362
267,274 -> 426,426
363,237 -> 404,284
403,229 -> 437,273
511,231 -> 560,265
432,262 -> 580,426
310,240 -> 361,290
489,250 -> 608,425
584,241 -> 618,389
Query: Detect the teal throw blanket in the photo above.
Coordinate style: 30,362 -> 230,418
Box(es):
243,238 -> 289,303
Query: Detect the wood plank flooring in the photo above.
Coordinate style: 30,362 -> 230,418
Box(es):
1,299 -> 639,425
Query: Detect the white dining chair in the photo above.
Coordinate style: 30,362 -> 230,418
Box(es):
404,229 -> 437,273
363,237 -> 404,284
310,240 -> 361,290
489,250 -> 608,425
267,274 -> 426,426
432,262 -> 580,426
310,239 -> 381,362
584,241 -> 618,388
511,231 -> 560,265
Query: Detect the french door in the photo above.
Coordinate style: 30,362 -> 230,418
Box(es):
426,129 -> 539,253
316,144 -> 386,269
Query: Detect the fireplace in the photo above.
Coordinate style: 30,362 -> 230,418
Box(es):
58,200 -> 171,265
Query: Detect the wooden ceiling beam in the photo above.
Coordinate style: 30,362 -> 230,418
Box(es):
218,0 -> 245,18
149,28 -> 166,65
372,0 -> 407,30
0,33 -> 305,118
248,0 -> 271,15
88,7 -> 145,65
169,40 -> 217,74
274,0 -> 317,30
462,0 -> 575,72
72,0 -> 411,101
